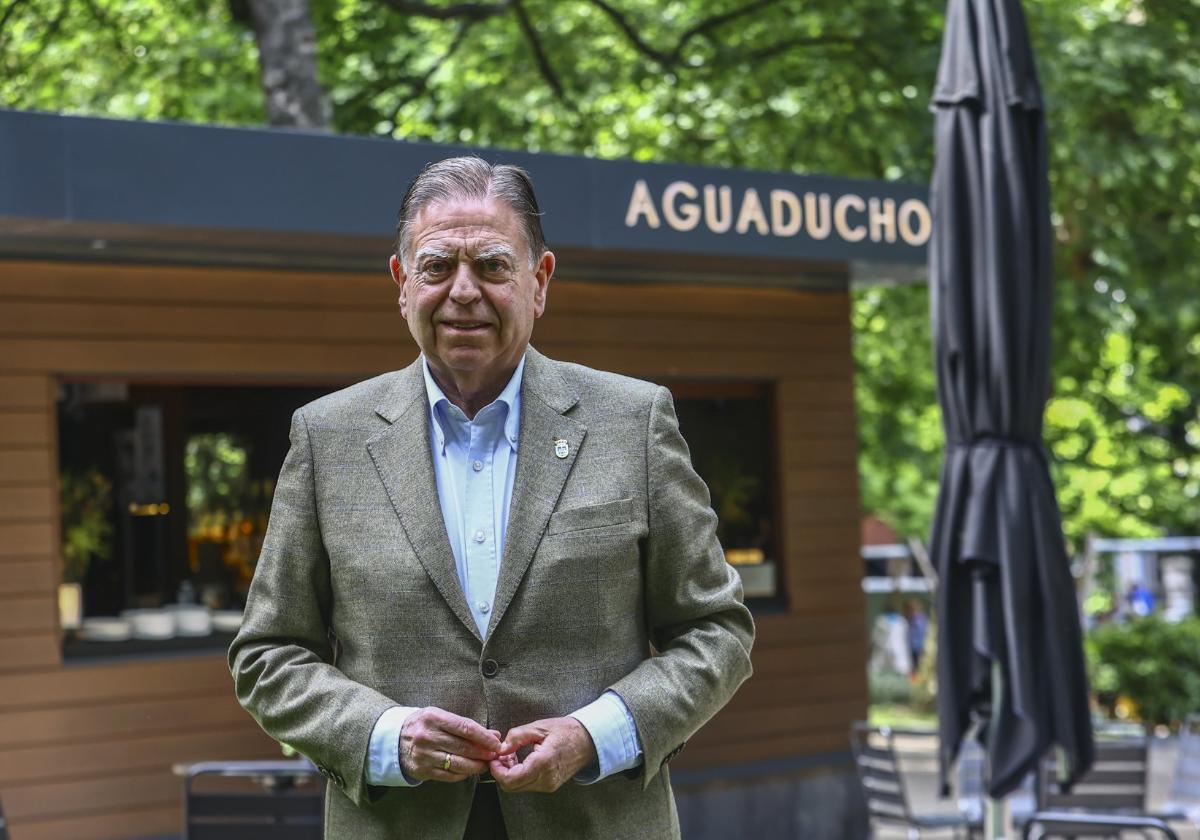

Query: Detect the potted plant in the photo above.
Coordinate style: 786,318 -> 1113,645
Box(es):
58,469 -> 113,629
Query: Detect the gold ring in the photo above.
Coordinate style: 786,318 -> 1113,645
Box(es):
442,752 -> 452,771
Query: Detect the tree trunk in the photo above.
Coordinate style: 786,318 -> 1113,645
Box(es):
244,0 -> 331,129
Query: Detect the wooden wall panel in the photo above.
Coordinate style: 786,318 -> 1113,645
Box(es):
0,487 -> 54,521
0,338 -> 408,378
0,377 -> 51,409
3,770 -> 179,823
0,301 -> 853,353
0,692 -> 251,749
754,612 -> 865,647
0,561 -> 55,596
733,669 -> 867,709
0,722 -> 274,786
0,522 -> 55,557
683,729 -> 850,769
0,262 -> 388,307
0,595 -> 56,634
0,411 -> 51,446
0,259 -> 868,838
10,804 -> 182,840
0,450 -> 53,485
751,640 -> 868,678
0,633 -> 59,672
699,699 -> 860,744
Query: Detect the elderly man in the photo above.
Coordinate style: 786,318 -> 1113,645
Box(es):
230,156 -> 754,840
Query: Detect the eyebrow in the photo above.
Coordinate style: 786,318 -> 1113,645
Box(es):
414,247 -> 455,264
473,245 -> 518,263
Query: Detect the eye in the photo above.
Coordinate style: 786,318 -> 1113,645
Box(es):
483,259 -> 507,273
423,259 -> 450,275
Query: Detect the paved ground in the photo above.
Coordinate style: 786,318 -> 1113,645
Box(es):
871,732 -> 1199,840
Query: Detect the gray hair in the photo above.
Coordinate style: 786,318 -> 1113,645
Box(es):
395,156 -> 547,269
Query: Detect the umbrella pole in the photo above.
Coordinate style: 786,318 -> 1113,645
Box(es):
985,796 -> 1009,839
986,661 -> 1007,839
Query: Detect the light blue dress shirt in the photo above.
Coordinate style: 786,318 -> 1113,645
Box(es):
365,356 -> 643,786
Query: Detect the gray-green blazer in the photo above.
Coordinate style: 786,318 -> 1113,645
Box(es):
229,347 -> 755,839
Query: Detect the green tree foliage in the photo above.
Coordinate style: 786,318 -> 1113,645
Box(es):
311,0 -> 942,174
184,433 -> 251,520
0,0 -> 264,123
1036,1 -> 1200,541
1088,616 -> 1200,727
59,468 -> 114,583
1,0 -> 942,171
853,1 -> 1200,543
3,0 -> 1197,540
852,283 -> 941,542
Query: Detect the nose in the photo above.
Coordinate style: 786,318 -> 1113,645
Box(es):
448,262 -> 482,305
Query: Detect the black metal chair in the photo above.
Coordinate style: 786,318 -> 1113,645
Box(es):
1037,738 -> 1150,815
1031,734 -> 1200,837
181,759 -> 324,840
1023,812 -> 1180,840
851,722 -> 983,838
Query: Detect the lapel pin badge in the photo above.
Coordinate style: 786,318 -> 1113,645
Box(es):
554,438 -> 569,459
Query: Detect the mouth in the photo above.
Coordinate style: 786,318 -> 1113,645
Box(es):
440,320 -> 491,332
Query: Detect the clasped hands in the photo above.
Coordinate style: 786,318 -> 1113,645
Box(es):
399,707 -> 596,793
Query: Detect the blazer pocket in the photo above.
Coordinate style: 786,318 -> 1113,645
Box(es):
547,497 -> 634,535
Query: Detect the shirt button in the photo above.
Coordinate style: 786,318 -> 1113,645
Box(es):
481,659 -> 499,678
473,529 -> 485,543
478,602 -> 490,614
473,459 -> 484,472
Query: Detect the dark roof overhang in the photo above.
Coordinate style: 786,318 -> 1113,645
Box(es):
0,109 -> 928,288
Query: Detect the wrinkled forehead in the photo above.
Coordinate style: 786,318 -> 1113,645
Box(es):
409,196 -> 527,256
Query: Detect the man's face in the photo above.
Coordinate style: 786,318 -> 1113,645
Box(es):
390,196 -> 553,389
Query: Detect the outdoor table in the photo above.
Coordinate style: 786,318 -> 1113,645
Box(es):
174,759 -> 324,840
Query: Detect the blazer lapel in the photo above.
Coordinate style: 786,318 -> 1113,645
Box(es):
366,360 -> 481,642
487,347 -> 586,636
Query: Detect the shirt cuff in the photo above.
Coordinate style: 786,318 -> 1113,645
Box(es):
366,706 -> 423,786
569,691 -> 644,784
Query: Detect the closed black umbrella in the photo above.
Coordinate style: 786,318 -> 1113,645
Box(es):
928,0 -> 1094,799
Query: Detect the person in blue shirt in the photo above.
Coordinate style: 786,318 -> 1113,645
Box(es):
906,598 -> 929,676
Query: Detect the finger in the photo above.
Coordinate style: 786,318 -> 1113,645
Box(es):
429,710 -> 503,751
499,724 -> 547,755
416,748 -> 490,778
491,752 -> 545,793
405,714 -> 496,759
445,755 -> 491,775
489,757 -> 536,792
424,732 -> 500,762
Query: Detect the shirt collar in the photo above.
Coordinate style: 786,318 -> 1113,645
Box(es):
421,355 -> 524,453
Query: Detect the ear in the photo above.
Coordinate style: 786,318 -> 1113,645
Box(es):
532,250 -> 555,319
389,254 -> 409,317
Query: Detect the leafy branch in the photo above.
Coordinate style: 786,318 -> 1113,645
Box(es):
389,18 -> 477,123
374,0 -> 507,21
584,0 -> 787,69
371,0 -> 817,99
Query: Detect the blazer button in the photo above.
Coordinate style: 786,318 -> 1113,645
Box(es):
481,659 -> 499,678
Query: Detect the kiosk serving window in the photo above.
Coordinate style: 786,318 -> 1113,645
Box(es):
667,382 -> 781,603
57,380 -> 341,655
56,377 -> 780,655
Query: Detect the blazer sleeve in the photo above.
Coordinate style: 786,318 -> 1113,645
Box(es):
608,386 -> 756,789
229,408 -> 397,807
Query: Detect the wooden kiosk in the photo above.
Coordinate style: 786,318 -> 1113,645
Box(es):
0,109 -> 928,839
